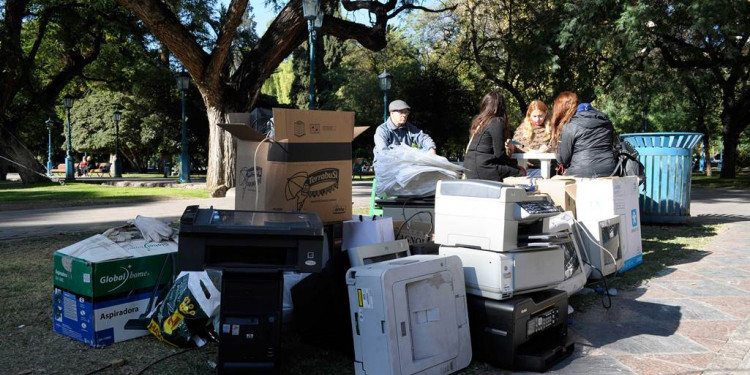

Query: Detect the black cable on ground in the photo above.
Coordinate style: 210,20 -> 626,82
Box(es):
583,260 -> 613,309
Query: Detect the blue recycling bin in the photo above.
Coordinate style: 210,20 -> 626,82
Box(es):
621,132 -> 703,224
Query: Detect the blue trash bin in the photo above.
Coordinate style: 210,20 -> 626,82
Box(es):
621,132 -> 703,224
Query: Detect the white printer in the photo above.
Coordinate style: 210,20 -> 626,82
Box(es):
346,254 -> 472,375
434,179 -> 561,251
435,180 -> 566,300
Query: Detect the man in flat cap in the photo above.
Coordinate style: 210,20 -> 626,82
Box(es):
373,99 -> 437,157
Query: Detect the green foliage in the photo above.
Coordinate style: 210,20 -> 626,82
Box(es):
261,59 -> 294,104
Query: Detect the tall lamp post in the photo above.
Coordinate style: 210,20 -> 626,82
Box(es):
112,108 -> 123,178
377,69 -> 393,123
62,95 -> 75,181
176,71 -> 191,183
302,0 -> 323,110
45,118 -> 54,176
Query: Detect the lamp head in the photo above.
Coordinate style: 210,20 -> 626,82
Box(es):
378,69 -> 393,91
112,109 -> 122,122
62,95 -> 74,109
176,71 -> 191,91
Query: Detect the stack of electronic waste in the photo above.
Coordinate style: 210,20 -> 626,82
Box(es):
178,205 -> 327,375
345,239 -> 472,375
434,180 -> 577,371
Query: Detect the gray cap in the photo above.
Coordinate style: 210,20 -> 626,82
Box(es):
389,100 -> 411,112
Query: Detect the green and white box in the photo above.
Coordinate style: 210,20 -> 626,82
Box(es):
52,234 -> 177,347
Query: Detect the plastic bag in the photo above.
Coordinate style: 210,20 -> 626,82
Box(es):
132,215 -> 174,242
374,144 -> 464,197
147,271 -> 221,347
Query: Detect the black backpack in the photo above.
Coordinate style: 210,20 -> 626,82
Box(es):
611,137 -> 646,188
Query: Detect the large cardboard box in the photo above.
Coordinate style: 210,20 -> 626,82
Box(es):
503,176 -> 577,216
575,176 -> 643,273
53,235 -> 177,347
220,109 -> 367,223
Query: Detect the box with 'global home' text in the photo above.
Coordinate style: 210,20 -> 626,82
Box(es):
52,235 -> 177,347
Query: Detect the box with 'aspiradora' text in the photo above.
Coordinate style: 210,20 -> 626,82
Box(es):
219,109 -> 368,223
52,235 -> 176,347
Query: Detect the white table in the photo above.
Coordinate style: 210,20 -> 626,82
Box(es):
511,152 -> 557,179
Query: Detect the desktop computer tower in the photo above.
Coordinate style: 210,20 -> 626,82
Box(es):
467,289 -> 573,372
217,269 -> 283,375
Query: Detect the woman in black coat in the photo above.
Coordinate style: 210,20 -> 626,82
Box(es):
552,91 -> 617,177
464,91 -> 524,181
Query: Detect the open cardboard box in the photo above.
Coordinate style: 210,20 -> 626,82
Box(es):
503,176 -> 578,217
219,108 -> 368,223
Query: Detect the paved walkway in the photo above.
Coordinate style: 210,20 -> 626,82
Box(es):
1,176 -> 749,374
536,186 -> 750,375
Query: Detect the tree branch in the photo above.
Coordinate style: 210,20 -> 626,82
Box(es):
115,0 -> 209,82
206,0 -> 248,87
389,4 -> 457,19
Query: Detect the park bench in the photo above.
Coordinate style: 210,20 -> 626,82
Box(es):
50,163 -> 79,175
89,162 -> 111,177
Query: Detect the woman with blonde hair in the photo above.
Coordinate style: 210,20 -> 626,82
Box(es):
552,91 -> 617,177
464,91 -> 524,181
513,100 -> 554,153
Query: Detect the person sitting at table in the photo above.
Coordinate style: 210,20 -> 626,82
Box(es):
512,99 -> 556,176
464,91 -> 525,181
513,99 -> 554,153
552,91 -> 617,177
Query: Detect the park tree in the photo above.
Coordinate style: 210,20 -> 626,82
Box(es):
621,0 -> 750,178
0,0 -> 107,182
115,0 -> 453,189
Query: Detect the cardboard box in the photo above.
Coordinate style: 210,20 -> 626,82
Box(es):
393,220 -> 434,245
220,109 -> 367,223
53,235 -> 177,347
503,176 -> 577,216
575,176 -> 643,273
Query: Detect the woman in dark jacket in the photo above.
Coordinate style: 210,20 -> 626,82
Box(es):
552,91 -> 617,177
464,91 -> 524,181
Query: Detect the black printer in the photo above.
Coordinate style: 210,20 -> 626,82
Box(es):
178,205 -> 325,375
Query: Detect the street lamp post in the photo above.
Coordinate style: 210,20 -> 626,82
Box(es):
62,95 -> 75,181
377,69 -> 393,123
176,71 -> 191,183
302,0 -> 323,110
45,118 -> 54,176
112,108 -> 123,178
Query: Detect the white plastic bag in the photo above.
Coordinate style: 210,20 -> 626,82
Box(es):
374,144 -> 463,197
132,215 -> 174,242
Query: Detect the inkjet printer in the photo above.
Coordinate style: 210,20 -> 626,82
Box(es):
178,205 -> 325,375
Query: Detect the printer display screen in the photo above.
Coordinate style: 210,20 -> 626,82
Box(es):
209,210 -> 312,228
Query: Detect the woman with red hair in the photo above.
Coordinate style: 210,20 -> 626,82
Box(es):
464,91 -> 525,181
551,91 -> 617,177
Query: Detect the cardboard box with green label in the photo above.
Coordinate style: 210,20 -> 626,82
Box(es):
52,234 -> 177,347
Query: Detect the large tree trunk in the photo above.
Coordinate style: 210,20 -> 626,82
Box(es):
0,124 -> 50,183
205,106 -> 237,188
719,104 -> 748,179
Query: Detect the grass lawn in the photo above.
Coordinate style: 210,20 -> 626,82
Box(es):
0,182 -> 210,204
691,170 -> 750,188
